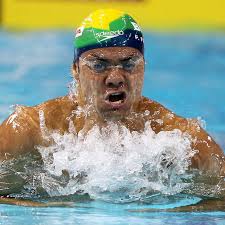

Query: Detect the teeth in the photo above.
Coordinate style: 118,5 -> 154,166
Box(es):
106,92 -> 125,103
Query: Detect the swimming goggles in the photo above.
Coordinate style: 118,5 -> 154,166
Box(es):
80,56 -> 143,73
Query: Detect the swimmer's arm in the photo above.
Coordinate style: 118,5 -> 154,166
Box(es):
182,119 -> 225,176
153,102 -> 225,175
0,107 -> 42,159
0,197 -> 73,207
161,110 -> 225,175
129,198 -> 225,212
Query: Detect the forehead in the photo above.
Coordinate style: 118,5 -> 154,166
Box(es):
80,47 -> 142,60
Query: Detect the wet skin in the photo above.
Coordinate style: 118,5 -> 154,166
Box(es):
128,198 -> 225,212
74,47 -> 144,122
0,47 -> 225,209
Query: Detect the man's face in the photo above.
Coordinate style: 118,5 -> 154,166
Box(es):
74,47 -> 144,120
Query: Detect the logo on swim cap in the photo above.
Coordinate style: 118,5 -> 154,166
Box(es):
131,22 -> 141,31
73,9 -> 144,62
95,30 -> 124,41
75,26 -> 84,38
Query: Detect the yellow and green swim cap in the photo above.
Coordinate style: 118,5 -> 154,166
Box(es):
74,9 -> 144,61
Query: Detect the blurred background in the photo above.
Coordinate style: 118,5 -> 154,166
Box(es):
0,0 -> 225,149
1,0 -> 225,30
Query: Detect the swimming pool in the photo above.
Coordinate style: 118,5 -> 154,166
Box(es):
0,30 -> 225,224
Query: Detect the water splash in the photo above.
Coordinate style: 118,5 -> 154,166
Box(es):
36,121 -> 196,202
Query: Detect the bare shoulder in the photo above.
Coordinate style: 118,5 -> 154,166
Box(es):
0,104 -> 39,157
35,95 -> 76,112
1,95 -> 77,132
0,96 -> 78,158
34,95 -> 78,132
139,96 -> 188,132
139,96 -> 178,118
35,95 -> 76,109
139,96 -> 225,174
139,96 -> 210,134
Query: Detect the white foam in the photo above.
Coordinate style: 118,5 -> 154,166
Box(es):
37,121 -> 196,202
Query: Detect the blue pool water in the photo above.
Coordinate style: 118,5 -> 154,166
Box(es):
0,30 -> 225,224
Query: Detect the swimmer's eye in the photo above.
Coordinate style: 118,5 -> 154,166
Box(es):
122,60 -> 136,71
83,57 -> 141,73
90,61 -> 107,72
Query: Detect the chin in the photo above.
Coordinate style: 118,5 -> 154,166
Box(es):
97,107 -> 131,121
103,111 -> 128,121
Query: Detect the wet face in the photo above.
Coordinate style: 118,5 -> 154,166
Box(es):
73,47 -> 145,120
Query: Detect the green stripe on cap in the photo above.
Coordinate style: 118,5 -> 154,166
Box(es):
74,9 -> 144,61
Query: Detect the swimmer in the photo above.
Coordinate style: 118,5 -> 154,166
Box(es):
0,9 -> 225,209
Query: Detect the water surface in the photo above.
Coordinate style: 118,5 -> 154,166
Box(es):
0,30 -> 225,224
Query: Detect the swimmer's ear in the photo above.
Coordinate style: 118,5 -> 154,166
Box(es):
72,62 -> 80,81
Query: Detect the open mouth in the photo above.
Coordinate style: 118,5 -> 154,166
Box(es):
105,91 -> 127,105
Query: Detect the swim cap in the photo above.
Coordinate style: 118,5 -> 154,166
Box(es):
74,9 -> 144,62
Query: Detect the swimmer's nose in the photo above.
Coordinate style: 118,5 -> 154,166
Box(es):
105,70 -> 125,88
